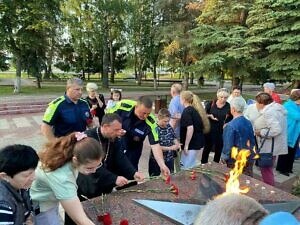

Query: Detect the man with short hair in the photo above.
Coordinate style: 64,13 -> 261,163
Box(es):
221,97 -> 256,177
169,83 -> 184,138
263,82 -> 282,104
41,77 -> 92,141
77,113 -> 145,198
108,96 -> 170,176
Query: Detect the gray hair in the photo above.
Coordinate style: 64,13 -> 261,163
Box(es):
194,194 -> 268,225
86,82 -> 98,92
230,97 -> 246,113
217,88 -> 229,98
171,83 -> 182,94
67,77 -> 84,89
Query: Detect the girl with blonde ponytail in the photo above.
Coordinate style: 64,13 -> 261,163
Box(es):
179,91 -> 210,169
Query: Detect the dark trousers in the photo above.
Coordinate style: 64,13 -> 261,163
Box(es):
115,137 -> 143,170
148,156 -> 174,176
201,132 -> 223,164
276,144 -> 297,173
125,148 -> 143,170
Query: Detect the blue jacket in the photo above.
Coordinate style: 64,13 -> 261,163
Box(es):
221,116 -> 256,162
284,99 -> 300,147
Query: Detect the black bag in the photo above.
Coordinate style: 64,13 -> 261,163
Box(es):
256,129 -> 274,168
257,152 -> 273,168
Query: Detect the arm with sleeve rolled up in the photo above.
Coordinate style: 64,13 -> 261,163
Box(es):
183,125 -> 193,154
60,198 -> 95,225
151,143 -> 170,176
41,122 -> 56,142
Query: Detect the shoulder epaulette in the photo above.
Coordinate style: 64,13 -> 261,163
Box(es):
146,114 -> 156,124
50,96 -> 64,105
120,102 -> 132,109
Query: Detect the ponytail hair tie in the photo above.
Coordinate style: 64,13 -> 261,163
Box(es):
75,132 -> 87,141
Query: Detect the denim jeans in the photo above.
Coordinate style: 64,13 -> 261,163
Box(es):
35,205 -> 61,225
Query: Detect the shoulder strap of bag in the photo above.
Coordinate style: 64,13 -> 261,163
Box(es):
257,128 -> 271,153
271,136 -> 274,153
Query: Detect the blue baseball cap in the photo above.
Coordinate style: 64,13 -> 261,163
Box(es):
259,212 -> 299,225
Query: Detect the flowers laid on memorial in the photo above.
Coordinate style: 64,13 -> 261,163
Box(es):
170,183 -> 179,195
164,175 -> 171,184
119,219 -> 129,225
97,212 -> 112,225
119,183 -> 179,196
185,166 -> 224,181
190,170 -> 197,180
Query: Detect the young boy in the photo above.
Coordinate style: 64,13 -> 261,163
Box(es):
148,108 -> 181,176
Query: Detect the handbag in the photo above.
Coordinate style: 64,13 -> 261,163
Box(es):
256,129 -> 275,168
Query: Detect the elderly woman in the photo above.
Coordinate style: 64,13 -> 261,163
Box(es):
201,88 -> 232,164
86,82 -> 106,125
276,89 -> 300,176
253,93 -> 287,186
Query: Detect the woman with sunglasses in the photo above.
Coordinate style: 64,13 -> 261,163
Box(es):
30,132 -> 104,225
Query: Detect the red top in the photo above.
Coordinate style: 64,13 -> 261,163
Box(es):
272,92 -> 282,104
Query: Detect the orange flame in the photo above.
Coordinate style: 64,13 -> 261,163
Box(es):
252,145 -> 260,159
223,148 -> 251,195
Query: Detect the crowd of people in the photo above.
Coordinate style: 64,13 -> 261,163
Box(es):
0,78 -> 299,225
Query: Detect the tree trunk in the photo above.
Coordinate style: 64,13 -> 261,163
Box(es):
14,55 -> 22,94
36,72 -> 42,89
44,60 -> 53,79
153,63 -> 157,90
102,20 -> 109,89
189,72 -> 194,84
182,72 -> 189,90
232,77 -> 241,87
219,70 -> 225,88
109,39 -> 115,83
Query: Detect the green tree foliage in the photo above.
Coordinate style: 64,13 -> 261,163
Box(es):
159,0 -> 201,89
0,0 -> 61,91
191,0 -> 253,86
0,51 -> 9,71
246,0 -> 300,80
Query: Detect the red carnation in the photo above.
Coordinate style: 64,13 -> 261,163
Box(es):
190,174 -> 196,180
224,173 -> 230,183
97,214 -> 104,222
86,118 -> 93,125
97,212 -> 112,225
91,109 -> 96,116
190,170 -> 197,180
170,184 -> 179,196
120,219 -> 129,225
165,175 -> 171,184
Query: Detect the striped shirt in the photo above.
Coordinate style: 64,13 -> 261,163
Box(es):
0,202 -> 14,225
